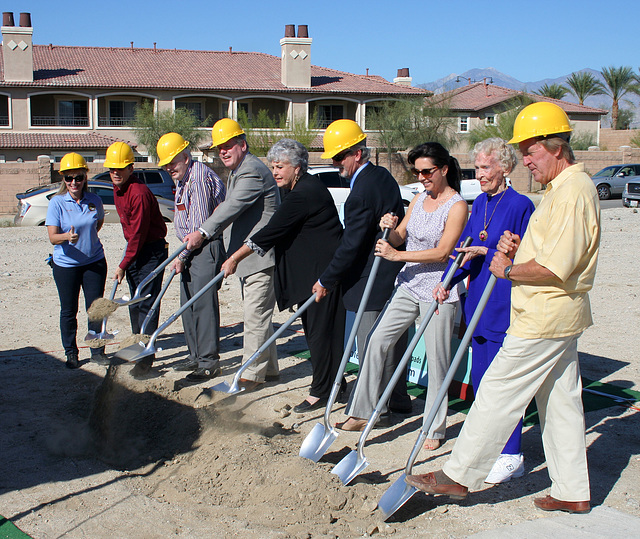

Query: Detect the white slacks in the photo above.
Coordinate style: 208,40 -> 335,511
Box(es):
443,333 -> 590,501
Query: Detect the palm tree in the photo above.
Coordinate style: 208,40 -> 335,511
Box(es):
565,72 -> 605,105
534,83 -> 568,100
600,66 -> 640,129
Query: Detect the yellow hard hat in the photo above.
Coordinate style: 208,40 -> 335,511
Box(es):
59,152 -> 88,173
321,119 -> 366,159
508,102 -> 572,145
104,142 -> 135,168
157,132 -> 189,166
210,118 -> 245,148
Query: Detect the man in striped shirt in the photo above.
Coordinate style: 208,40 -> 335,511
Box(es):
157,133 -> 226,380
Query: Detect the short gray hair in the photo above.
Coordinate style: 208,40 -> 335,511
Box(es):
352,140 -> 370,162
471,138 -> 518,174
267,138 -> 309,172
538,134 -> 575,164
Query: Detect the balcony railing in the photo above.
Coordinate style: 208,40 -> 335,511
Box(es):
98,117 -> 135,127
31,116 -> 89,127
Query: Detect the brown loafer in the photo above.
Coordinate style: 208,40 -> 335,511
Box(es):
405,470 -> 468,500
534,495 -> 590,514
238,378 -> 263,392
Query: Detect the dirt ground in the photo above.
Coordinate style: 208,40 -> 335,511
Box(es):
0,207 -> 639,538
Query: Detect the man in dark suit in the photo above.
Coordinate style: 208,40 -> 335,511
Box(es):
312,119 -> 411,414
185,119 -> 280,391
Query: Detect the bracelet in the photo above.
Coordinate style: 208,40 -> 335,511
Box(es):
230,254 -> 237,263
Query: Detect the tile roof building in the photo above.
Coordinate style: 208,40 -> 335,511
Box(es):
0,15 -> 425,162
438,81 -> 606,149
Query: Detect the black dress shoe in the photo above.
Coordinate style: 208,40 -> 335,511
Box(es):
91,351 -> 110,366
65,353 -> 79,369
186,366 -> 221,381
173,358 -> 199,371
389,404 -> 413,415
293,397 -> 328,413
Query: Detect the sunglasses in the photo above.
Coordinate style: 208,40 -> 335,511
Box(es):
411,166 -> 440,178
333,149 -> 353,162
63,175 -> 86,183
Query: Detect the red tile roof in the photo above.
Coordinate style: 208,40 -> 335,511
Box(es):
0,45 -> 426,96
441,82 -> 606,115
0,132 -> 135,149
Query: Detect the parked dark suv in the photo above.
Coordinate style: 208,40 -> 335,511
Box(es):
91,168 -> 175,200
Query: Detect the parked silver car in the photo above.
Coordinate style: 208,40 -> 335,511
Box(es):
14,181 -> 174,226
622,180 -> 640,208
592,164 -> 640,200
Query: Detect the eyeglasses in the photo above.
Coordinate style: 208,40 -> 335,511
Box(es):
411,166 -> 440,178
63,175 -> 86,183
333,149 -> 353,162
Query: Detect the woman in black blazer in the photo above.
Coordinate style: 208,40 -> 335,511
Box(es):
222,138 -> 346,412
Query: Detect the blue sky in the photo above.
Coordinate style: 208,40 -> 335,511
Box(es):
11,0 -> 640,85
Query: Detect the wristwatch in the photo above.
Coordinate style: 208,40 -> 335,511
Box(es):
504,264 -> 514,280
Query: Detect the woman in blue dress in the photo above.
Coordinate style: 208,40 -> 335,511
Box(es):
436,138 -> 535,482
46,153 -> 108,369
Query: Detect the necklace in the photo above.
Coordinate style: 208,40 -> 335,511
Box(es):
428,188 -> 455,209
479,189 -> 507,241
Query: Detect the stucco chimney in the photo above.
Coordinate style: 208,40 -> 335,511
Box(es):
393,68 -> 412,87
280,24 -> 312,89
2,11 -> 33,82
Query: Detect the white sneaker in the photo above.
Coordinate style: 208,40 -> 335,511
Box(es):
485,453 -> 525,484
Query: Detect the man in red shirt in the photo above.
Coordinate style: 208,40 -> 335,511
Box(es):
105,142 -> 168,378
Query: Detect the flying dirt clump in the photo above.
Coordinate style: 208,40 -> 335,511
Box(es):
118,334 -> 151,350
87,297 -> 119,321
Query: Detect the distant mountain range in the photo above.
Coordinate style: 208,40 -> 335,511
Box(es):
418,68 -> 640,128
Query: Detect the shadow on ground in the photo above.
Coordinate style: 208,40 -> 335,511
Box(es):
0,346 -> 202,496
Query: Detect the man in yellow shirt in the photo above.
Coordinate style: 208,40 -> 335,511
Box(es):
406,102 -> 600,514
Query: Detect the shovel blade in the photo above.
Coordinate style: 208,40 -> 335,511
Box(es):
113,293 -> 151,307
115,342 -> 148,361
332,449 -> 369,485
84,330 -> 116,342
299,422 -> 338,462
378,474 -> 417,520
210,380 -> 244,395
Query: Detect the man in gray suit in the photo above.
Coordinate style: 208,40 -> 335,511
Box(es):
185,119 -> 280,391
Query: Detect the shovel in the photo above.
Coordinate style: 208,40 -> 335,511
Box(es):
139,268 -> 177,336
332,236 -> 472,485
120,241 -> 187,306
85,278 -> 120,342
115,268 -> 223,362
299,224 -> 395,462
378,274 -> 496,519
211,293 -> 317,394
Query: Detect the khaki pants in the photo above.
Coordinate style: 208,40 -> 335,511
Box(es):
238,268 -> 278,382
443,333 -> 590,501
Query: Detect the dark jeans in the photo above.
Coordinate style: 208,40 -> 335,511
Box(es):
125,239 -> 168,336
52,257 -> 107,357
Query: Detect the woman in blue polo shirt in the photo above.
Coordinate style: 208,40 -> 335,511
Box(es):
46,153 -> 108,369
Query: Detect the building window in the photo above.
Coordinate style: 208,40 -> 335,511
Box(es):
0,96 -> 9,127
176,101 -> 204,122
458,116 -> 469,133
317,105 -> 344,128
57,99 -> 89,126
106,100 -> 137,126
485,115 -> 495,126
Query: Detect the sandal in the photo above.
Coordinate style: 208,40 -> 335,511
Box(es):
423,438 -> 442,451
335,417 -> 368,432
